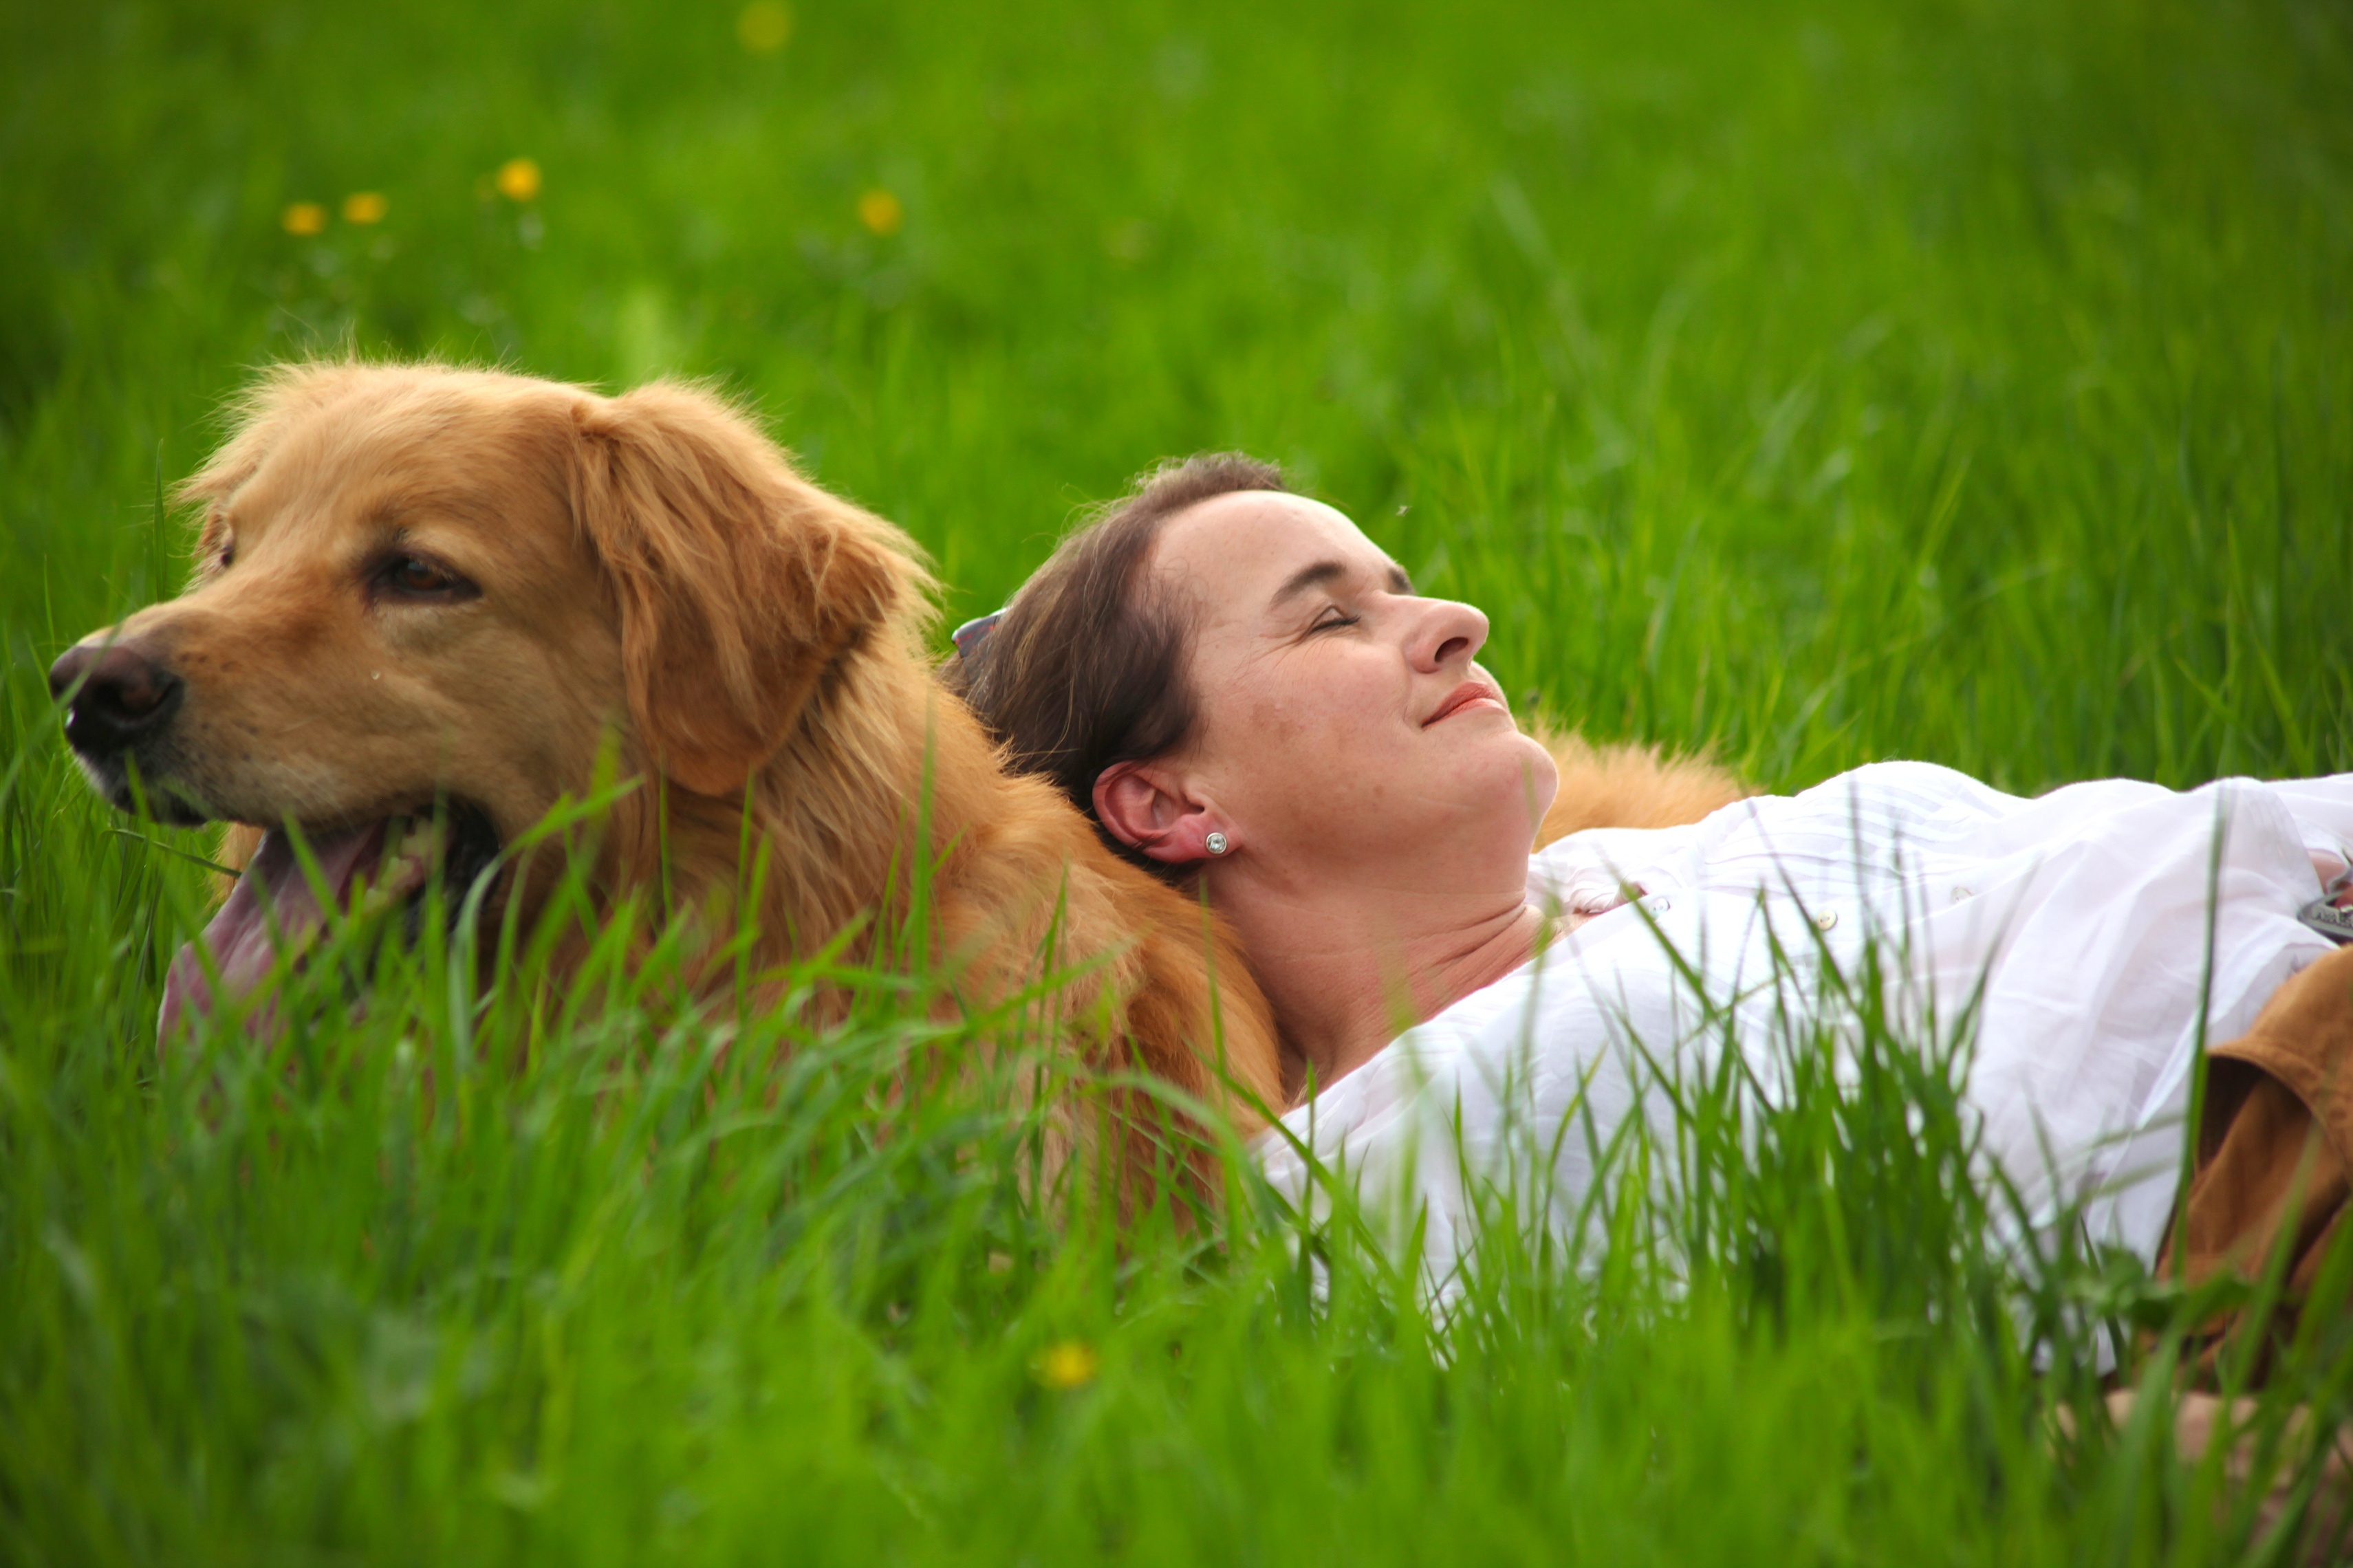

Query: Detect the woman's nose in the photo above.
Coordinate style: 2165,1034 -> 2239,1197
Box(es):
1408,598 -> 1490,672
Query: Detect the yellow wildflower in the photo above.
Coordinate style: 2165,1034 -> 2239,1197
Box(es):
1032,1340 -> 1099,1390
737,1 -> 792,52
343,192 -> 387,225
496,158 -> 543,202
281,202 -> 327,237
857,188 -> 904,237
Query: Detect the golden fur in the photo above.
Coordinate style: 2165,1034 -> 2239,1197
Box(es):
1533,730 -> 1749,844
112,362 -> 1277,1204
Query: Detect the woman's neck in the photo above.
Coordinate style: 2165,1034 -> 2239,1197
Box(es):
1211,867 -> 1548,1098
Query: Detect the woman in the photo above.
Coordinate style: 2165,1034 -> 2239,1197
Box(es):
948,455 -> 2353,1336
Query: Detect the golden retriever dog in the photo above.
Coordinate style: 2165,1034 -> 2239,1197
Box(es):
47,361 -> 1288,1203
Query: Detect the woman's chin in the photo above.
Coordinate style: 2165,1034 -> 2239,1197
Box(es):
1416,732 -> 1559,852
1499,727 -> 1562,806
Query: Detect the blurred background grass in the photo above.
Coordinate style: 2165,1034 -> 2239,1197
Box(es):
8,0 -> 2353,1561
11,0 -> 2352,789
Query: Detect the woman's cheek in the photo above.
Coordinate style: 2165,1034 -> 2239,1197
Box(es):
1237,690 -> 1306,749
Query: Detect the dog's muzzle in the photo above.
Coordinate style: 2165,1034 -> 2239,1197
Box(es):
50,638 -> 184,763
47,635 -> 211,823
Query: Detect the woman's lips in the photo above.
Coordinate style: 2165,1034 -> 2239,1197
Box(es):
1424,680 -> 1506,727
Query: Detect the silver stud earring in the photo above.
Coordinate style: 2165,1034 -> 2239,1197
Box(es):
1204,831 -> 1230,856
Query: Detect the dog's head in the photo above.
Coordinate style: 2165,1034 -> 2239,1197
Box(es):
49,361 -> 928,1032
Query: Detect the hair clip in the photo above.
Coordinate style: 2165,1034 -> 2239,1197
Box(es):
951,610 -> 1004,663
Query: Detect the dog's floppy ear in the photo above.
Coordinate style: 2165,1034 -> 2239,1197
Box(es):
572,382 -> 922,796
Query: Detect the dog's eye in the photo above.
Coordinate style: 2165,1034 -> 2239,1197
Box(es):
391,558 -> 451,592
377,554 -> 476,602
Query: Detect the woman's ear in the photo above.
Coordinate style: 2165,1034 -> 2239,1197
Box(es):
1094,761 -> 1227,864
571,383 -> 926,796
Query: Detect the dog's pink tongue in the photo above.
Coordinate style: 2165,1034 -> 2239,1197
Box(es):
158,823 -> 385,1045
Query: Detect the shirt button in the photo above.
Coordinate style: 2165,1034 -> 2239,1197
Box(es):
1647,895 -> 1671,915
1814,909 -> 1839,931
1951,886 -> 1973,903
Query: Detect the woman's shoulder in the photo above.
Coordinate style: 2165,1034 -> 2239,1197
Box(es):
1779,759 -> 2019,814
1530,761 -> 2026,901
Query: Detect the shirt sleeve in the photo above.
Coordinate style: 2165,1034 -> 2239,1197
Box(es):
1529,823 -> 1709,915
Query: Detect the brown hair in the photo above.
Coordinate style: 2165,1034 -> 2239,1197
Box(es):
946,453 -> 1287,883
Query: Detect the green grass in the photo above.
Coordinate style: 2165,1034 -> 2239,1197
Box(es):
8,0 -> 2353,1560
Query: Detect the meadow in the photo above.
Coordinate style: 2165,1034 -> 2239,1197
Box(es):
7,0 -> 2353,1560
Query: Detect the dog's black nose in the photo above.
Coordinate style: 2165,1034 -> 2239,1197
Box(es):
48,641 -> 184,759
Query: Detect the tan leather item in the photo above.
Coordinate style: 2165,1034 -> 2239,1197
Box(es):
2160,945 -> 2353,1379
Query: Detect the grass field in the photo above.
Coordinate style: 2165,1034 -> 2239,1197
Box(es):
8,0 -> 2353,1560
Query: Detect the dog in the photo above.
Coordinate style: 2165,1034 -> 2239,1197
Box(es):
47,361 -> 1290,1204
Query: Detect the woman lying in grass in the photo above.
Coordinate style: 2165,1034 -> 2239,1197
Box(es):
947,454 -> 2353,1365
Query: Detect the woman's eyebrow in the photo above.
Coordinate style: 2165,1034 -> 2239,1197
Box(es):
1270,559 -> 1415,605
1270,560 -> 1348,605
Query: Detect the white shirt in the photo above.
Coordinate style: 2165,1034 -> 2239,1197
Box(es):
1255,763 -> 2353,1287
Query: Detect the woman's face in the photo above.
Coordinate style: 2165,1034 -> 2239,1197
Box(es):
1148,490 -> 1557,893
